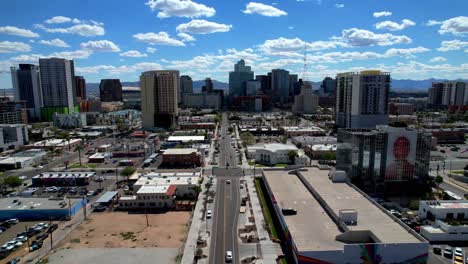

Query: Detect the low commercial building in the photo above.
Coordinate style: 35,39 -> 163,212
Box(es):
32,172 -> 95,186
306,144 -> 337,159
161,148 -> 202,167
291,136 -> 337,148
167,136 -> 206,143
0,149 -> 49,169
419,200 -> 468,242
179,122 -> 216,130
29,138 -> 82,151
261,168 -> 428,263
247,143 -> 308,165
119,185 -> 176,210
0,197 -> 87,221
97,144 -> 112,152
133,172 -> 201,199
0,124 -> 29,152
281,126 -> 326,137
88,152 -> 111,163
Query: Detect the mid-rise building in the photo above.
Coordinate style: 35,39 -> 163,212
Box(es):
428,81 -> 468,108
246,80 -> 261,96
271,69 -> 290,103
52,112 -> 87,128
202,78 -> 214,93
337,125 -> 431,193
389,102 -> 415,115
180,75 -> 193,103
229,60 -> 253,96
74,76 -> 86,101
0,124 -> 29,152
256,75 -> 271,95
39,58 -> 77,121
99,79 -> 122,102
336,70 -> 390,128
289,74 -> 298,96
140,70 -> 179,128
10,64 -> 42,120
293,82 -> 318,114
122,87 -> 141,110
183,93 -> 222,110
320,76 -> 336,96
0,97 -> 27,124
161,148 -> 202,167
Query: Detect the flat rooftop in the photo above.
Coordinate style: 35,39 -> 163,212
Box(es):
423,200 -> 468,209
263,170 -> 343,251
167,136 -> 205,142
263,168 -> 420,252
0,197 -> 82,210
163,148 -> 198,155
299,168 -> 420,243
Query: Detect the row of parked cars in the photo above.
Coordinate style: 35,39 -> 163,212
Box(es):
434,246 -> 467,263
0,219 -> 58,260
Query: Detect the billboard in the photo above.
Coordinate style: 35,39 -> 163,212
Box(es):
385,130 -> 417,181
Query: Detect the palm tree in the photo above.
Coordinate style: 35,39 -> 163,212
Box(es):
75,144 -> 84,166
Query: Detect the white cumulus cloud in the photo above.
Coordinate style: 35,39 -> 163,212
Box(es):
0,26 -> 39,38
119,50 -> 148,57
146,47 -> 157,53
242,2 -> 287,17
375,19 -> 416,31
133,32 -> 185,46
0,41 -> 31,53
437,39 -> 468,52
44,16 -> 81,24
259,37 -> 347,57
145,0 -> 215,18
335,4 -> 344,8
425,20 -> 442,26
373,11 -> 392,18
80,40 -> 120,52
430,57 -> 446,63
35,23 -> 105,37
341,28 -> 412,46
438,16 -> 468,36
177,32 -> 196,42
39,38 -> 69,48
176,19 -> 232,34
49,49 -> 92,60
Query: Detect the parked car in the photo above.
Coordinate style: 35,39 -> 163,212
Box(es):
47,224 -> 58,233
206,210 -> 212,219
5,219 -> 18,225
6,257 -> 20,264
36,233 -> 48,242
93,205 -> 107,212
0,243 -> 14,252
14,236 -> 27,243
18,176 -> 28,181
444,246 -> 453,259
282,208 -> 298,215
432,246 -> 441,255
29,243 -> 41,251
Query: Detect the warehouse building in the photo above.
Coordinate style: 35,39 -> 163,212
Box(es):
261,167 -> 428,263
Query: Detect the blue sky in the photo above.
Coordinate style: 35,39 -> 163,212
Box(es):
0,0 -> 467,88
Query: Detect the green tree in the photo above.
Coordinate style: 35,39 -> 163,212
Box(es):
288,150 -> 298,164
240,132 -> 255,146
435,175 -> 443,189
120,166 -> 136,182
4,176 -> 22,189
58,131 -> 71,151
74,144 -> 84,166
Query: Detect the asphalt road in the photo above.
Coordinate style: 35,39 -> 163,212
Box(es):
210,113 -> 241,264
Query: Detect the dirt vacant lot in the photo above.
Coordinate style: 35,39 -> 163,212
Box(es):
58,211 -> 190,249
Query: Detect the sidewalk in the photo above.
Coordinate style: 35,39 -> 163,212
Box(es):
234,124 -> 250,168
181,175 -> 212,264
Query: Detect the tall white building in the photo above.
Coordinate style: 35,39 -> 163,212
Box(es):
336,70 -> 390,129
10,64 -> 43,120
140,70 -> 179,128
428,81 -> 468,108
293,82 -> 318,114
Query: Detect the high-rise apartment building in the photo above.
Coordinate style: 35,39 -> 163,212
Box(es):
288,74 -> 298,96
271,69 -> 290,103
336,70 -> 390,129
229,60 -> 253,96
39,58 -> 77,121
428,81 -> 468,108
10,64 -> 42,120
99,79 -> 123,102
74,76 -> 86,101
180,75 -> 193,102
337,126 -> 431,194
140,70 -> 179,128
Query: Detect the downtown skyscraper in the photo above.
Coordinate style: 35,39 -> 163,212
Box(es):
10,64 -> 42,121
39,58 -> 77,121
229,60 -> 253,96
140,70 -> 179,128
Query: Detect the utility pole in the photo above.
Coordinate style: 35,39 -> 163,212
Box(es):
83,196 -> 87,220
25,225 -> 30,251
145,202 -> 149,227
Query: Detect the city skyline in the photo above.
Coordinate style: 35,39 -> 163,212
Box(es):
0,0 -> 467,89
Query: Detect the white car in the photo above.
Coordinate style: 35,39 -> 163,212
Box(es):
19,176 -> 28,181
455,247 -> 463,257
226,180 -> 231,184
1,243 -> 14,251
5,218 -> 19,225
36,165 -> 44,171
206,210 -> 212,219
225,250 -> 233,262
14,236 -> 27,243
